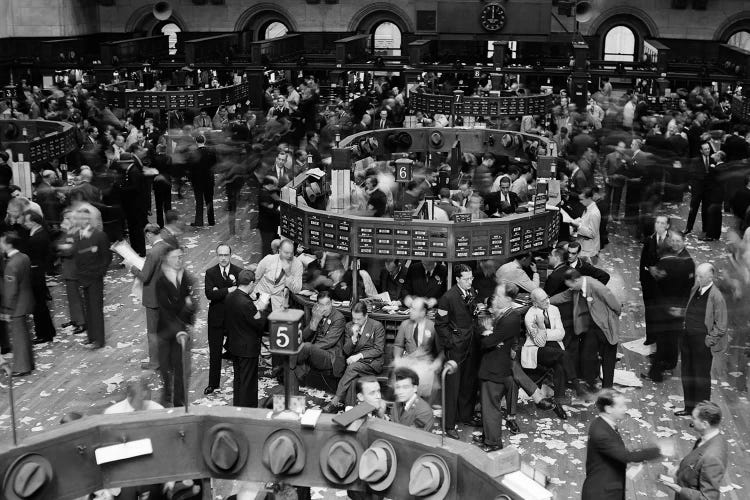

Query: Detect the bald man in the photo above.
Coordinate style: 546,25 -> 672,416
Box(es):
675,263 -> 727,417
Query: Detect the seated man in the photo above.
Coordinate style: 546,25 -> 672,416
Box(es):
350,375 -> 387,418
104,377 -> 164,414
378,258 -> 409,301
291,291 -> 346,380
391,367 -> 435,431
484,175 -> 519,217
522,289 -> 574,410
406,260 -> 447,299
323,301 -> 385,412
496,252 -> 541,293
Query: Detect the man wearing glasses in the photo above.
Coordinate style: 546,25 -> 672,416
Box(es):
435,264 -> 480,439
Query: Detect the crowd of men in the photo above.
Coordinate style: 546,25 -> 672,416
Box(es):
0,73 -> 742,498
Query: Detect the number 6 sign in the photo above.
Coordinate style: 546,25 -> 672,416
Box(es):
395,158 -> 412,183
268,309 -> 305,354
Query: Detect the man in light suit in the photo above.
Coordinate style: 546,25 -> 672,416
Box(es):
660,401 -> 728,500
523,289 -> 573,407
674,263 -> 727,417
291,291 -> 346,380
393,297 -> 441,360
551,268 -> 622,392
572,187 -> 602,260
203,243 -> 242,395
253,239 -> 303,312
1,231 -> 35,376
582,390 -> 670,500
323,301 -> 385,412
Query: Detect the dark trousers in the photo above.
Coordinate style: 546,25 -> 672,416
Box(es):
537,343 -> 573,401
232,356 -> 259,407
31,270 -> 56,341
606,182 -> 624,218
580,327 -> 617,388
293,342 -> 334,379
260,230 -> 278,257
10,315 -> 33,373
681,333 -> 712,410
143,176 -> 153,214
0,321 -> 9,353
511,360 -> 537,408
563,329 -> 582,380
685,184 -> 707,233
81,278 -> 105,347
227,178 -> 243,236
145,307 -> 159,368
193,182 -> 215,226
158,336 -> 186,407
624,181 -> 642,221
480,377 -> 517,446
153,181 -> 172,228
704,202 -> 723,239
207,325 -> 226,387
65,279 -> 85,326
125,207 -> 146,256
641,282 -> 658,344
443,345 -> 478,430
335,360 -> 380,403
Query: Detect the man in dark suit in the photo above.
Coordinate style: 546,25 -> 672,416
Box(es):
406,261 -> 447,299
203,243 -> 242,395
567,158 -> 589,194
156,246 -> 198,408
379,258 -> 409,302
71,207 -> 111,349
291,291 -> 346,381
34,170 -> 62,228
675,263 -> 727,417
566,241 -> 610,284
118,154 -> 147,256
0,231 -> 35,376
323,301 -> 385,412
271,150 -> 293,187
484,176 -> 519,216
371,109 -> 393,130
131,224 -> 174,370
189,135 -> 216,227
685,142 -> 716,236
473,282 -> 520,452
435,264 -> 479,439
544,247 -> 571,296
640,215 -> 671,345
661,401 -> 728,500
23,211 -> 56,344
582,390 -> 668,500
730,173 -> 750,231
225,269 -> 269,408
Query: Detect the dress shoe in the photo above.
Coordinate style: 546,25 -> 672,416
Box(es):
698,236 -> 717,242
472,434 -> 485,443
82,339 -> 95,345
322,401 -> 343,413
141,362 -> 159,370
83,342 -> 103,349
12,371 -> 31,377
32,338 -> 51,345
480,443 -> 503,452
204,386 -> 217,395
190,222 -> 204,227
221,351 -> 232,360
444,429 -> 460,440
640,372 -> 663,383
61,321 -> 76,328
552,404 -> 568,420
674,409 -> 693,417
0,348 -> 9,355
535,398 -> 554,411
73,325 -> 87,334
506,419 -> 520,435
683,229 -> 692,235
643,339 -> 655,346
465,416 -> 483,427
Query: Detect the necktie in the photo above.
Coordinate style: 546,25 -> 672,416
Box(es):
543,309 -> 551,329
381,120 -> 385,128
275,268 -> 286,285
413,324 -> 420,346
692,438 -> 702,450
704,156 -> 709,173
222,267 -> 227,281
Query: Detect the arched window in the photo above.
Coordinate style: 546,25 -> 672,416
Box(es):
160,23 -> 181,56
728,31 -> 750,51
603,25 -> 636,62
373,21 -> 402,56
263,21 -> 289,40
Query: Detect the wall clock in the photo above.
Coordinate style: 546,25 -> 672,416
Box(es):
480,3 -> 506,32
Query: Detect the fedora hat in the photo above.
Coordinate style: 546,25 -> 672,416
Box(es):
3,453 -> 54,500
501,133 -> 512,148
319,435 -> 363,485
262,429 -> 306,476
358,439 -> 397,491
200,424 -> 249,475
408,454 -> 450,500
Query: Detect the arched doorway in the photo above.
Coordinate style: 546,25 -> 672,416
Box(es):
728,30 -> 750,51
603,25 -> 636,61
261,21 -> 289,40
156,22 -> 181,55
372,21 -> 402,56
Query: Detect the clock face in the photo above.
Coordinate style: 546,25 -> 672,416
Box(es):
480,3 -> 506,32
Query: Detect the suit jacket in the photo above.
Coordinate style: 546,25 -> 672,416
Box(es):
570,259 -> 611,284
2,251 -> 34,317
72,228 -> 111,285
26,228 -> 51,275
684,283 -> 727,353
639,233 -> 670,288
551,277 -> 621,344
70,181 -> 101,203
577,203 -> 602,258
156,271 -> 198,340
435,285 -> 477,357
378,265 -> 409,301
544,264 -> 571,296
393,318 -> 440,360
300,308 -> 346,376
392,396 -> 435,431
581,416 -> 660,500
371,119 -> 393,130
34,181 -> 62,224
204,263 -> 242,328
484,190 -> 520,216
253,254 -> 303,311
120,163 -> 146,211
522,305 -> 565,369
655,249 -> 695,309
342,317 -> 385,371
569,168 -> 588,194
224,289 -> 267,358
406,263 -> 447,299
133,239 -> 173,309
675,434 -> 728,500
478,308 -> 521,381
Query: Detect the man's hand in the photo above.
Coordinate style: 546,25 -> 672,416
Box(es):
657,439 -> 675,457
530,262 -> 538,273
346,353 -> 363,365
660,480 -> 682,494
227,286 -> 237,294
480,316 -> 493,332
0,314 -> 9,322
310,306 -> 323,328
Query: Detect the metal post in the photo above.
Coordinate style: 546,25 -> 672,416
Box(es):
447,262 -> 453,289
352,257 -> 359,303
176,332 -> 190,414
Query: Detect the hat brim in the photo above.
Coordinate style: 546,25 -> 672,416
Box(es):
3,453 -> 54,500
360,438 -> 398,491
200,423 -> 250,476
262,429 -> 306,476
319,434 -> 363,485
409,453 -> 451,500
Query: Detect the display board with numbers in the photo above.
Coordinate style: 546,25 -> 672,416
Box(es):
1,119 -> 78,168
279,202 -> 559,261
411,92 -> 553,117
100,82 -> 251,110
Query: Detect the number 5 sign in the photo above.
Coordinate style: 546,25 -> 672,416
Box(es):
395,158 -> 413,183
268,309 -> 305,354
